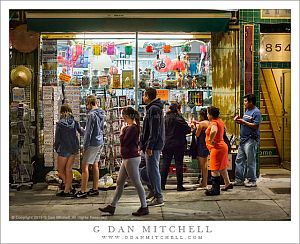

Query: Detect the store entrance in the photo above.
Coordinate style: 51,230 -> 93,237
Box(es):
39,33 -> 213,172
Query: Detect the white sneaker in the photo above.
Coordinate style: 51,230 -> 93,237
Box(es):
244,181 -> 257,187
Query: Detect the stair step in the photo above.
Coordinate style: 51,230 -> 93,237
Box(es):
260,155 -> 280,167
260,138 -> 276,147
260,147 -> 278,156
260,129 -> 273,137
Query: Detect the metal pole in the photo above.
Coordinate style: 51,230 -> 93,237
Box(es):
281,72 -> 285,163
135,32 -> 138,110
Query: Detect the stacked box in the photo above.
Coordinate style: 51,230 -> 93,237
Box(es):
43,86 -> 54,167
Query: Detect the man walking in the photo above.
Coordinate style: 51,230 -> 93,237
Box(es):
233,94 -> 262,187
75,95 -> 105,198
140,87 -> 165,206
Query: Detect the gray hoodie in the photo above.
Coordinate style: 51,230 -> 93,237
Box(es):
83,108 -> 105,149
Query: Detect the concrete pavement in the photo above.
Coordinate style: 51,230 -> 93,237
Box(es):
9,168 -> 291,221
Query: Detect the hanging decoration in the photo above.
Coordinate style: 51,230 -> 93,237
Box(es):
163,44 -> 171,53
170,56 -> 186,72
146,44 -> 153,53
109,66 -> 118,75
98,54 -> 113,71
93,44 -> 101,55
181,44 -> 191,53
125,45 -> 133,55
107,42 -> 115,55
153,54 -> 171,73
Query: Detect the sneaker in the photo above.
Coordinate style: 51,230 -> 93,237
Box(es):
244,181 -> 257,187
98,205 -> 115,215
146,191 -> 154,201
56,191 -> 75,197
196,185 -> 208,190
74,191 -> 88,198
132,206 -> 149,216
177,186 -> 186,191
147,197 -> 164,207
88,188 -> 99,196
232,180 -> 244,186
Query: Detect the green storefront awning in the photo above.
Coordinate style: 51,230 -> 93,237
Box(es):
26,10 -> 232,33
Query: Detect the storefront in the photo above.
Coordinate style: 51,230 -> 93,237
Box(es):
10,10 -> 241,181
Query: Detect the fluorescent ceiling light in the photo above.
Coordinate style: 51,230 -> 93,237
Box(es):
75,33 -> 135,39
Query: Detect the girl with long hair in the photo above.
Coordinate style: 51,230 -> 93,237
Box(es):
99,107 -> 149,216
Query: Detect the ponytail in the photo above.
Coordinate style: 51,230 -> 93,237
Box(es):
133,110 -> 140,134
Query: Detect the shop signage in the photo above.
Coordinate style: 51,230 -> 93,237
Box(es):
260,33 -> 291,62
261,9 -> 291,19
260,148 -> 277,156
156,89 -> 169,101
58,73 -> 71,83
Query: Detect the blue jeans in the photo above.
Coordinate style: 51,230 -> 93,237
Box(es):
144,150 -> 163,199
235,138 -> 258,182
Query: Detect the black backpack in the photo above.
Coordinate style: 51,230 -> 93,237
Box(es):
223,129 -> 231,154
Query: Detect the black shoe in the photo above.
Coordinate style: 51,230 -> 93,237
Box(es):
132,206 -> 149,216
221,183 -> 233,191
56,190 -> 74,197
177,186 -> 186,191
98,205 -> 115,215
205,188 -> 220,196
88,188 -> 99,196
74,191 -> 88,198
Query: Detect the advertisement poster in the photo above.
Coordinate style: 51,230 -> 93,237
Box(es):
1,1 -> 300,244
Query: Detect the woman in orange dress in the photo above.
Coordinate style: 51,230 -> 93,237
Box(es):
205,106 -> 232,196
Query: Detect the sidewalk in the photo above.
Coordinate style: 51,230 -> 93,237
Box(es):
9,168 -> 291,221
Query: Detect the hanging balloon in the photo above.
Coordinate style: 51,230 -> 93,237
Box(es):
146,45 -> 153,53
93,44 -> 101,55
153,55 -> 171,73
163,44 -> 171,53
125,45 -> 133,55
107,42 -> 115,55
98,54 -> 112,71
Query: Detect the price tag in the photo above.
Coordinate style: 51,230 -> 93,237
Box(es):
59,73 -> 71,83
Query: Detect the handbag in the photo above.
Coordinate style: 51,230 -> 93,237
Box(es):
223,128 -> 231,153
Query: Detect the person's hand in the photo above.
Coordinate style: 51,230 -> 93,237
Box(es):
146,149 -> 153,157
235,118 -> 245,125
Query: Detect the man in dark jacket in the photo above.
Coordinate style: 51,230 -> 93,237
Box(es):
161,102 -> 191,191
140,87 -> 165,207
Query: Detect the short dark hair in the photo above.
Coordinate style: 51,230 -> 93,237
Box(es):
86,95 -> 97,106
243,93 -> 256,106
199,108 -> 208,121
207,106 -> 220,119
145,87 -> 157,100
169,102 -> 181,113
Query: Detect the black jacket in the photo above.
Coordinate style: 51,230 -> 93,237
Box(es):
140,98 -> 165,151
163,112 -> 191,150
